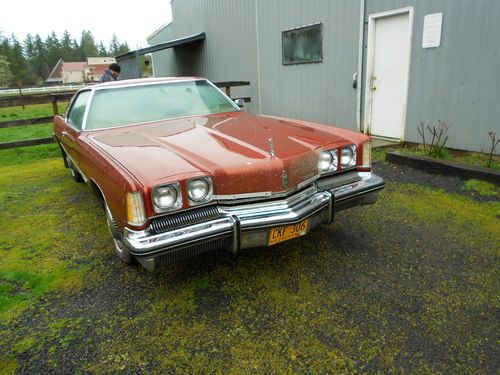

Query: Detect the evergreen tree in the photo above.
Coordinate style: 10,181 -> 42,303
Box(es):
0,54 -> 13,87
109,35 -> 130,56
23,34 -> 39,85
32,34 -> 50,82
80,30 -> 98,58
97,42 -> 108,56
45,32 -> 61,69
108,34 -> 120,56
6,35 -> 30,86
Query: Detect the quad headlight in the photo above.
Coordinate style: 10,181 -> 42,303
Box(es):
340,145 -> 357,168
319,150 -> 338,174
153,183 -> 182,211
187,177 -> 212,205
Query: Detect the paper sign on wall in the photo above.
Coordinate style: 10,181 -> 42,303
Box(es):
422,13 -> 443,48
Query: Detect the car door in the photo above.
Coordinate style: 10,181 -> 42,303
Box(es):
60,90 -> 91,172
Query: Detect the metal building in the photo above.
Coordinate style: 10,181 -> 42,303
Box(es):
120,0 -> 500,153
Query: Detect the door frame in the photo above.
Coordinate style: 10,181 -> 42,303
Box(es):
363,6 -> 414,140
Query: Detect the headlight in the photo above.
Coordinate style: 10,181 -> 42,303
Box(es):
340,145 -> 357,168
187,177 -> 212,204
319,151 -> 333,172
319,150 -> 338,174
153,184 -> 181,210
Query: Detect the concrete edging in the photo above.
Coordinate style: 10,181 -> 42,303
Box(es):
385,151 -> 499,185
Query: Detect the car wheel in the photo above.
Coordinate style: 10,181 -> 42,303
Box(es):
66,155 -> 84,183
105,203 -> 135,264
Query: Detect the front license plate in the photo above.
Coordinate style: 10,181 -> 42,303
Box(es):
268,219 -> 310,246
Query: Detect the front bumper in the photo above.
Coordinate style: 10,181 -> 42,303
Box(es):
123,172 -> 385,271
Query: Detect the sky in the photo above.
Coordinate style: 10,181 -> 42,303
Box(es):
0,0 -> 173,50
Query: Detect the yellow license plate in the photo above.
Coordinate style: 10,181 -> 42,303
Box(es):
268,219 -> 310,246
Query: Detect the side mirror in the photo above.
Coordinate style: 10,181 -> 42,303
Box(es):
234,99 -> 245,108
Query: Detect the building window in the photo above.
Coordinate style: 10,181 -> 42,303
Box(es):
282,23 -> 323,65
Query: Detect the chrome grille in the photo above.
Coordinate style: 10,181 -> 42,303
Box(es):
316,172 -> 362,191
150,205 -> 221,234
156,238 -> 228,265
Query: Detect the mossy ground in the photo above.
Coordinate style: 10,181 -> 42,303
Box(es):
0,157 -> 498,374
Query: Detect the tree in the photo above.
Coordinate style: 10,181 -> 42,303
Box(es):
0,54 -> 13,87
4,35 -> 30,86
23,34 -> 39,85
80,30 -> 98,58
97,42 -> 108,56
32,34 -> 50,81
45,32 -> 61,69
108,34 -> 129,57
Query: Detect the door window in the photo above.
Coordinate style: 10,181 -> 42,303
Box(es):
67,91 -> 91,130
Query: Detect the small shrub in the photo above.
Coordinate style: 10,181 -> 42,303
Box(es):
417,120 -> 451,159
487,131 -> 499,168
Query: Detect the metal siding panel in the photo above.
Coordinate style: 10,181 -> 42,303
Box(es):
257,0 -> 360,130
365,0 -> 500,152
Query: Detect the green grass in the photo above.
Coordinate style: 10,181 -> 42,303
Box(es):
0,103 -> 68,121
0,123 -> 53,143
464,179 -> 499,197
0,158 -> 107,322
0,144 -> 61,167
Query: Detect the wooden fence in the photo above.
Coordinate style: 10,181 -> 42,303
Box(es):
0,92 -> 75,150
0,81 -> 251,150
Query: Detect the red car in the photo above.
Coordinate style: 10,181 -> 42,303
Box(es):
54,77 -> 384,272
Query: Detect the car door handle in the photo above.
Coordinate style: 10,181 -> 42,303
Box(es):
62,131 -> 69,137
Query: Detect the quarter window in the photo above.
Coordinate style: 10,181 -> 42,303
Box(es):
282,23 -> 323,65
67,91 -> 90,130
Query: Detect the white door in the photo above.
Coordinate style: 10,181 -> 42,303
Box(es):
365,8 -> 413,140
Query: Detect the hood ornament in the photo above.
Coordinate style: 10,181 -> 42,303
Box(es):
268,137 -> 275,159
281,170 -> 288,190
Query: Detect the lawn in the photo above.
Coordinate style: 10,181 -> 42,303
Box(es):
0,123 -> 53,143
0,151 -> 498,373
0,103 -> 68,121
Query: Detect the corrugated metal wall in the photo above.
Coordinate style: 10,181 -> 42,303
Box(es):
364,0 -> 500,153
151,0 -> 499,153
148,24 -> 174,77
256,0 -> 360,130
154,0 -> 260,113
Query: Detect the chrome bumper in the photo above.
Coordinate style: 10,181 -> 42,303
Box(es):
123,172 -> 385,271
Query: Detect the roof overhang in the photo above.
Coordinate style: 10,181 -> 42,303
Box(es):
116,32 -> 205,60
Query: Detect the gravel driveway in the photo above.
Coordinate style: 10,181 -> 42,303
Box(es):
0,159 -> 498,374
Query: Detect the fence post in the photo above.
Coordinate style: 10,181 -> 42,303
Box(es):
51,95 -> 59,116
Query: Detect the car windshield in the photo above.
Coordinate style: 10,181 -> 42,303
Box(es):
85,80 -> 239,130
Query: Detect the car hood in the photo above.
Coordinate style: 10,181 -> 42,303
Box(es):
88,111 -> 353,195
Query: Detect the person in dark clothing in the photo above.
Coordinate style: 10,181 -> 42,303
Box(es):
100,63 -> 121,82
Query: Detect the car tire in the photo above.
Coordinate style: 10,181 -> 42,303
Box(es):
66,155 -> 84,183
105,203 -> 135,264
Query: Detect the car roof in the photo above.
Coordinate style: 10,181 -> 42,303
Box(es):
91,77 -> 203,90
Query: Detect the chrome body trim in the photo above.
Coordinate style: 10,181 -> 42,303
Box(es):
123,172 -> 385,264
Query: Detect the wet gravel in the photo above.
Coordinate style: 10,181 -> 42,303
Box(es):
372,161 -> 499,203
3,160 -> 499,374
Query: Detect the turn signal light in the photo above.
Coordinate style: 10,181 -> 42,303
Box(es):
126,192 -> 146,226
362,142 -> 372,168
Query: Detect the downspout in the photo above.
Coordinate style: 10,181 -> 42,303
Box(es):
356,0 -> 366,132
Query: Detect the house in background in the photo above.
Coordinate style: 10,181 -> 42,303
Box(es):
118,0 -> 499,154
46,57 -> 116,84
